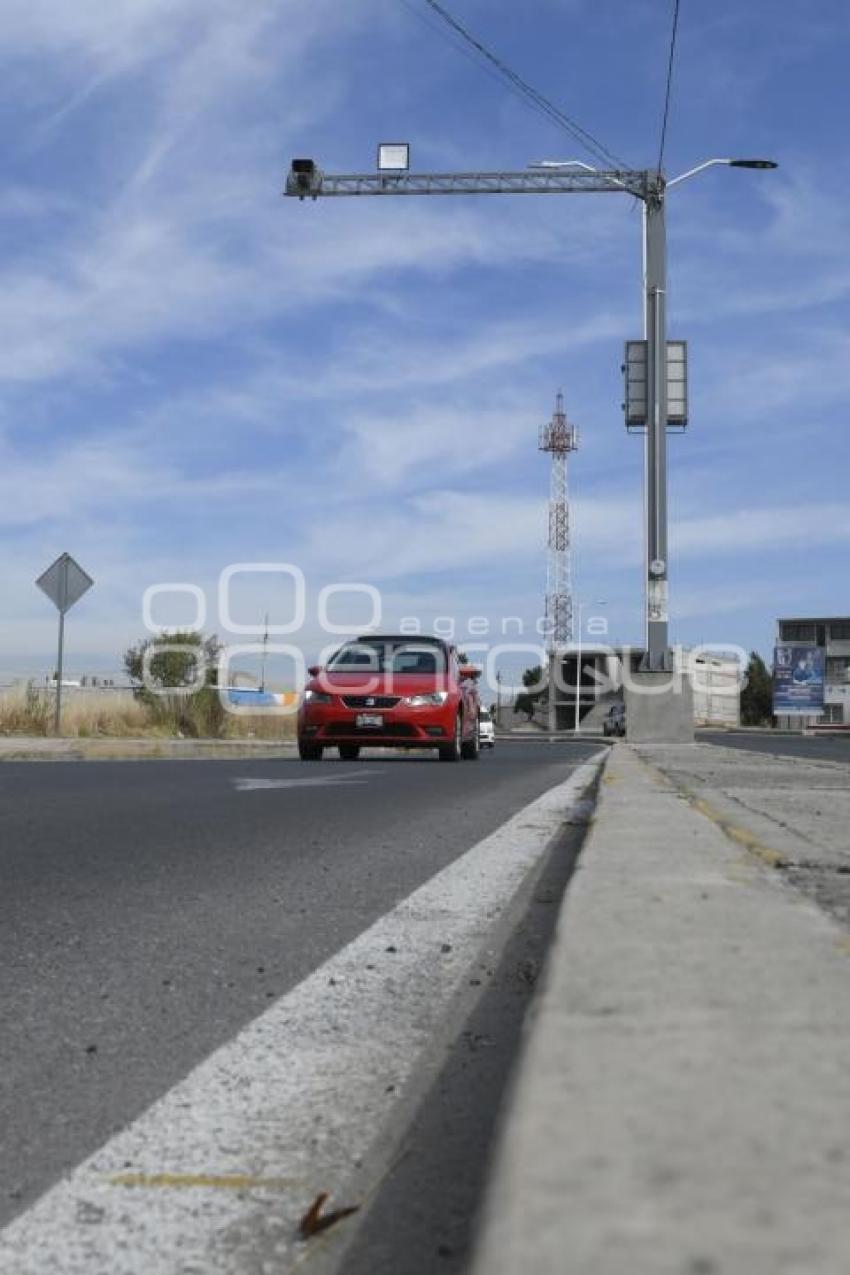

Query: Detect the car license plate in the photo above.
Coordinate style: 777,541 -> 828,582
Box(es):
356,713 -> 383,728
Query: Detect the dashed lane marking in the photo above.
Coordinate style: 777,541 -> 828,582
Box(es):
232,770 -> 382,791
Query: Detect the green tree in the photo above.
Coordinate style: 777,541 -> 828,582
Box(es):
515,664 -> 547,720
740,651 -> 773,726
124,631 -> 225,737
514,691 -> 535,719
522,665 -> 544,690
124,630 -> 221,689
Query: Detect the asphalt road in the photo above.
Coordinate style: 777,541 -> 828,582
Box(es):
701,730 -> 850,764
0,740 -> 598,1230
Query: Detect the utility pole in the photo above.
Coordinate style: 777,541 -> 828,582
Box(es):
643,181 -> 669,669
260,613 -> 269,693
495,670 -> 502,727
286,153 -> 775,686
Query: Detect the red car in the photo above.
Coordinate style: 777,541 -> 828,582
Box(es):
298,635 -> 481,762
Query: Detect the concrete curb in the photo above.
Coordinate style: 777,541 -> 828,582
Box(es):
472,742 -> 850,1275
0,737 -> 298,762
495,732 -> 611,744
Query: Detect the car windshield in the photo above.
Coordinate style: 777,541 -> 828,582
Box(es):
328,641 -> 447,675
479,709 -> 491,722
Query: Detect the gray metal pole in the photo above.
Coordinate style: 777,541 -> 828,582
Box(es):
642,179 -> 670,671
54,558 -> 69,735
574,617 -> 582,735
54,610 -> 65,735
547,649 -> 557,732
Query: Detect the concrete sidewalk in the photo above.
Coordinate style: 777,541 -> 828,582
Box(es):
473,742 -> 850,1275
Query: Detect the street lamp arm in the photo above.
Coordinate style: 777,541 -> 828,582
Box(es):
528,158 -> 631,192
666,158 -> 735,189
666,156 -> 778,189
529,159 -> 599,172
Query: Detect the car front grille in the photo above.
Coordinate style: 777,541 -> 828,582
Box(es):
341,695 -> 401,709
325,722 -> 416,738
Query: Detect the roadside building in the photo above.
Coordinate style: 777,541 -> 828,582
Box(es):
689,651 -> 741,727
775,616 -> 850,729
535,645 -> 740,731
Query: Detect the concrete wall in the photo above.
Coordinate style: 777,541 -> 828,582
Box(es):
625,671 -> 694,743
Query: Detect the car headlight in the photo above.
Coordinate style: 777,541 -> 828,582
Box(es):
402,691 -> 450,707
303,689 -> 333,703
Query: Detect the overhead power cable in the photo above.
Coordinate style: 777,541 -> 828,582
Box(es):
656,0 -> 681,175
397,0 -> 540,113
409,0 -> 631,171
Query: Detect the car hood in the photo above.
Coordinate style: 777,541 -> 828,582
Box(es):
310,671 -> 453,697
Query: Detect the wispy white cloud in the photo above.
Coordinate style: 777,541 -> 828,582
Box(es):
676,503 -> 850,557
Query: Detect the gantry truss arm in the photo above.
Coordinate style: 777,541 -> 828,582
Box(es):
286,166 -> 651,201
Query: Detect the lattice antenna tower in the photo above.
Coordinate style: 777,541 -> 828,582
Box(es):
538,391 -> 579,649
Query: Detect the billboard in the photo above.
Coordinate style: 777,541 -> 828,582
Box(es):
773,645 -> 825,715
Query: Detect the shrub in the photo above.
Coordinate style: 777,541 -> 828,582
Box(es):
124,631 -> 226,738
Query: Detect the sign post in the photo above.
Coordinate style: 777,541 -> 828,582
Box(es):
35,553 -> 94,735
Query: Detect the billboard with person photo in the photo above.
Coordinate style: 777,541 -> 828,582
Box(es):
773,645 -> 825,715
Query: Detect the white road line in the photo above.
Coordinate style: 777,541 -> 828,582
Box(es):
1,752 -> 605,1275
233,771 -> 382,791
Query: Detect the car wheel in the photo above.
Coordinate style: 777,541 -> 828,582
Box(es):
298,741 -> 324,761
338,745 -> 360,761
438,713 -> 463,763
461,718 -> 480,760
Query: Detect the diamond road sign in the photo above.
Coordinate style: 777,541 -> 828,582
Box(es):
36,553 -> 94,615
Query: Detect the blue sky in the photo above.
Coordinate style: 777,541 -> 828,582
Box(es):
1,0 -> 849,686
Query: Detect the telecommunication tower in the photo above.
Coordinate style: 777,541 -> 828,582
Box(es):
538,392 -> 578,650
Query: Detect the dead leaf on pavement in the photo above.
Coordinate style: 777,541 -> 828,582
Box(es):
297,1191 -> 360,1239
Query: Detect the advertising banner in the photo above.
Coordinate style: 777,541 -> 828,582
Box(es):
773,645 -> 825,715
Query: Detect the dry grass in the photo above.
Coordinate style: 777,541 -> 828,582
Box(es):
62,692 -> 152,737
0,686 -> 152,737
0,684 -> 298,740
223,711 -> 298,740
0,684 -> 52,735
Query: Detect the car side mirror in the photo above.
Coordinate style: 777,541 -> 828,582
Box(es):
307,665 -> 321,677
459,665 -> 481,680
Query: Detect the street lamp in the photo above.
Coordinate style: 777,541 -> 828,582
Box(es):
285,150 -> 776,680
666,157 -> 777,189
573,600 -> 607,736
633,155 -> 776,672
